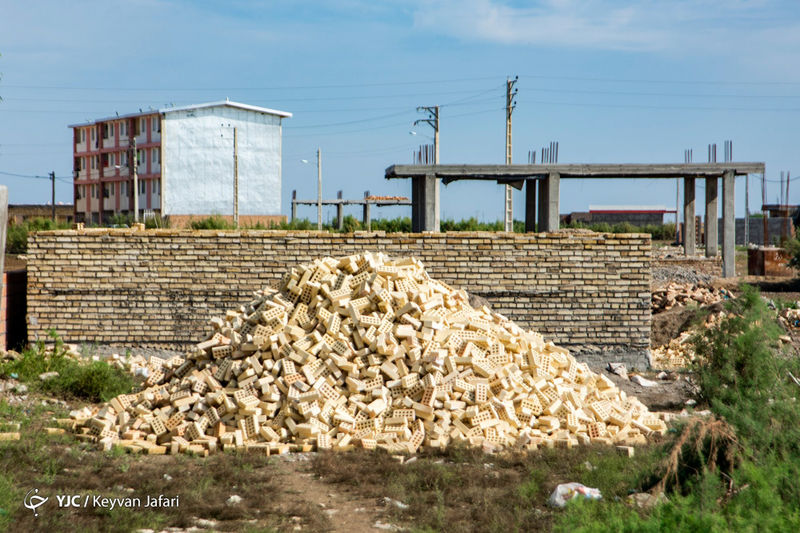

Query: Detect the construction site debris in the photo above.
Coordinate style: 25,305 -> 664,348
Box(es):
365,195 -> 409,202
548,483 -> 602,508
651,283 -> 732,314
778,307 -> 800,330
69,253 -> 667,455
651,311 -> 725,370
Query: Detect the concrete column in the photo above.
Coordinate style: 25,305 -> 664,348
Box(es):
525,178 -> 537,232
705,177 -> 718,257
411,174 -> 437,232
362,191 -> 371,231
364,203 -> 371,231
336,191 -> 343,230
683,177 -> 696,255
722,170 -> 736,277
541,172 -> 560,232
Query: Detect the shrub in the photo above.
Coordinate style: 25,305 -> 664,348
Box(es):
0,331 -> 134,402
189,215 -> 235,230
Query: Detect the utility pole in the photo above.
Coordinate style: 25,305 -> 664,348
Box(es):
233,127 -> 239,228
132,137 -> 139,223
414,106 -> 440,231
317,147 -> 322,231
50,171 -> 56,221
504,76 -> 518,232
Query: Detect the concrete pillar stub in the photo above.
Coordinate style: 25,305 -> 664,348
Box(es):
722,170 -> 736,277
683,177 -> 696,256
705,177 -> 718,257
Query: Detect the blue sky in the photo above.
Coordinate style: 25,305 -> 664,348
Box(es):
1,0 -> 799,223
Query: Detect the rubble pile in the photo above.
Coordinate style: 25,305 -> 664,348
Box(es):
651,312 -> 725,370
68,253 -> 667,456
778,307 -> 800,330
651,283 -> 732,313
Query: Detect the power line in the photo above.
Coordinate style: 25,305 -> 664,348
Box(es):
520,74 -> 800,86
520,98 -> 800,113
0,170 -> 71,180
0,76 -> 502,92
521,87 -> 800,99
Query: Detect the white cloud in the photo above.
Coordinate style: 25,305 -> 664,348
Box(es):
411,0 -> 674,51
410,0 -> 800,60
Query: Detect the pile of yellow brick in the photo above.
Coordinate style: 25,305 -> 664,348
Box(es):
651,283 -> 732,313
67,253 -> 667,455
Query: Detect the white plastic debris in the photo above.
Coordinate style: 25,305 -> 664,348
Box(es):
630,375 -> 658,387
548,483 -> 602,508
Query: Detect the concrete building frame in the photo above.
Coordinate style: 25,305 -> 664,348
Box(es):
385,162 -> 765,277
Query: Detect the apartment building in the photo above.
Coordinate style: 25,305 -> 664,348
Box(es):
69,100 -> 291,226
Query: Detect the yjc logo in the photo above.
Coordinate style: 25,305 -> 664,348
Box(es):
24,488 -> 48,517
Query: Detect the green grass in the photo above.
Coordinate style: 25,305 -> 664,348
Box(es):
0,331 -> 134,402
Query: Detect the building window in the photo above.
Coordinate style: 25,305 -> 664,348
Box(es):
76,186 -> 82,199
140,118 -> 146,135
110,153 -> 116,167
153,179 -> 160,195
103,184 -> 109,198
103,124 -> 109,139
137,149 -> 144,165
152,117 -> 160,133
121,152 -> 128,166
110,183 -> 115,195
152,149 -> 159,164
121,181 -> 127,196
91,129 -> 96,141
102,153 -> 109,167
92,184 -> 97,198
140,180 -> 146,195
120,122 -> 126,136
81,129 -> 86,142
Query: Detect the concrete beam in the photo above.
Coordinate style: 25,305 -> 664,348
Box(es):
705,177 -> 718,257
722,170 -> 735,277
387,162 -> 766,180
525,179 -> 537,232
411,174 -> 437,232
683,177 -> 696,256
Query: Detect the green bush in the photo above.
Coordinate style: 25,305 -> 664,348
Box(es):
189,215 -> 235,230
5,217 -> 71,254
0,331 -> 134,402
557,284 -> 800,531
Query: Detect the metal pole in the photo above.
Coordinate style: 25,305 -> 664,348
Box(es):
51,171 -> 56,221
132,137 -> 139,223
233,127 -> 239,228
504,77 -> 517,232
317,147 -> 322,231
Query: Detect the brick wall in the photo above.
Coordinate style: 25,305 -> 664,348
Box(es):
27,229 -> 651,363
